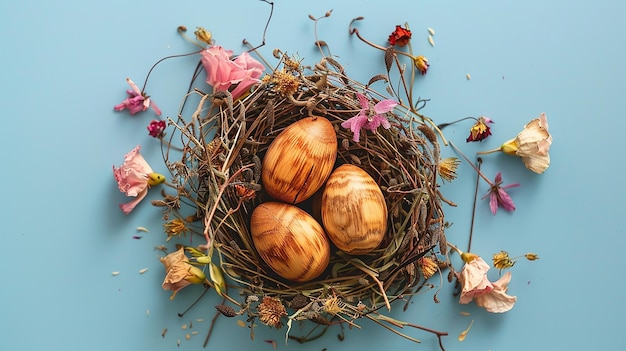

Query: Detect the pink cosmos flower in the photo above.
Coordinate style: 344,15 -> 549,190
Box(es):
147,119 -> 166,138
113,78 -> 162,116
341,93 -> 398,142
482,172 -> 520,215
200,45 -> 265,100
457,254 -> 516,313
112,145 -> 165,214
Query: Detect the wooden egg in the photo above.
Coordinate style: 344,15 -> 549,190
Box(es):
321,164 -> 388,255
261,116 -> 337,204
250,202 -> 330,282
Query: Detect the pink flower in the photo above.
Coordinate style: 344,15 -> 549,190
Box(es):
147,119 -> 166,138
112,145 -> 165,214
341,93 -> 398,142
200,45 -> 265,100
457,254 -> 516,313
113,78 -> 161,116
482,172 -> 520,215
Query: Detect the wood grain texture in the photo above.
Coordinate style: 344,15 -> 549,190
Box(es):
321,164 -> 387,255
250,202 -> 330,282
261,116 -> 337,204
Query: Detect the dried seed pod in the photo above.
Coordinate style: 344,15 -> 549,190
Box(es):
321,164 -> 387,254
261,116 -> 337,204
250,202 -> 330,282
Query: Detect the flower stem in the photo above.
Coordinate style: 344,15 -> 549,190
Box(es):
449,141 -> 493,186
437,116 -> 478,129
476,147 -> 502,155
467,158 -> 482,253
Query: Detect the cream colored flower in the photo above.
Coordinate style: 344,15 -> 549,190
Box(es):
479,113 -> 552,174
473,272 -> 517,313
160,248 -> 206,299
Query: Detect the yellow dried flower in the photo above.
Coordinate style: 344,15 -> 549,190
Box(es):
413,55 -> 430,75
438,157 -> 461,182
163,218 -> 188,240
282,55 -> 302,72
418,256 -> 439,279
194,27 -> 213,45
258,296 -> 287,329
492,250 -> 515,270
269,69 -> 300,96
323,296 -> 343,315
525,253 -> 540,261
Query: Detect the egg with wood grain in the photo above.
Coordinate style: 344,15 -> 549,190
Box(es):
250,202 -> 330,282
261,116 -> 337,204
321,164 -> 388,255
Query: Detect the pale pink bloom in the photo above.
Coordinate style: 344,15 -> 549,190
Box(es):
499,113 -> 552,174
200,45 -> 265,100
458,256 -> 494,304
341,93 -> 398,142
160,248 -> 206,299
113,78 -> 162,116
474,272 -> 517,313
112,145 -> 165,214
482,172 -> 520,215
457,256 -> 517,313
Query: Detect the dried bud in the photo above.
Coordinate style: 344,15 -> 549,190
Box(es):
525,253 -> 540,261
417,124 -> 437,143
215,304 -> 237,317
289,294 -> 309,310
177,25 -> 187,32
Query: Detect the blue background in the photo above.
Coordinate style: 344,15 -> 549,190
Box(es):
1,0 -> 623,350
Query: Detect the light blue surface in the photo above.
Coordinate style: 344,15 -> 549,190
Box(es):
1,1 -> 624,350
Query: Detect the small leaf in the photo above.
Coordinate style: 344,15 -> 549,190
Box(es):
209,262 -> 226,297
384,47 -> 395,73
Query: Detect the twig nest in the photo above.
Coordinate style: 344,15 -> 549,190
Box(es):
250,201 -> 331,282
261,116 -> 337,204
321,164 -> 388,255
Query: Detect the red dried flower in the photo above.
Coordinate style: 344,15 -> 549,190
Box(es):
147,119 -> 166,138
467,116 -> 493,142
388,25 -> 412,47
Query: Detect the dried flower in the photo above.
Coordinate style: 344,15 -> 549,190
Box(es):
113,145 -> 165,214
160,248 -> 207,300
473,272 -> 516,313
388,25 -> 412,47
492,251 -> 515,270
457,253 -> 516,313
479,113 -> 552,174
418,256 -> 439,279
413,55 -> 430,75
323,296 -> 343,315
257,296 -> 287,329
481,172 -> 519,215
341,92 -> 397,142
466,116 -> 493,142
163,218 -> 189,240
147,119 -> 166,138
438,157 -> 461,182
266,69 -> 300,96
194,26 -> 213,45
200,45 -> 265,100
114,78 -> 161,116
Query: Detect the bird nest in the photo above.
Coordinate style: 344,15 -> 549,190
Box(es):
158,53 -> 450,343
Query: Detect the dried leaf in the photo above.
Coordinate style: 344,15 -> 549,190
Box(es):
428,35 -> 435,46
384,47 -> 395,73
366,74 -> 389,87
428,27 -> 435,35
